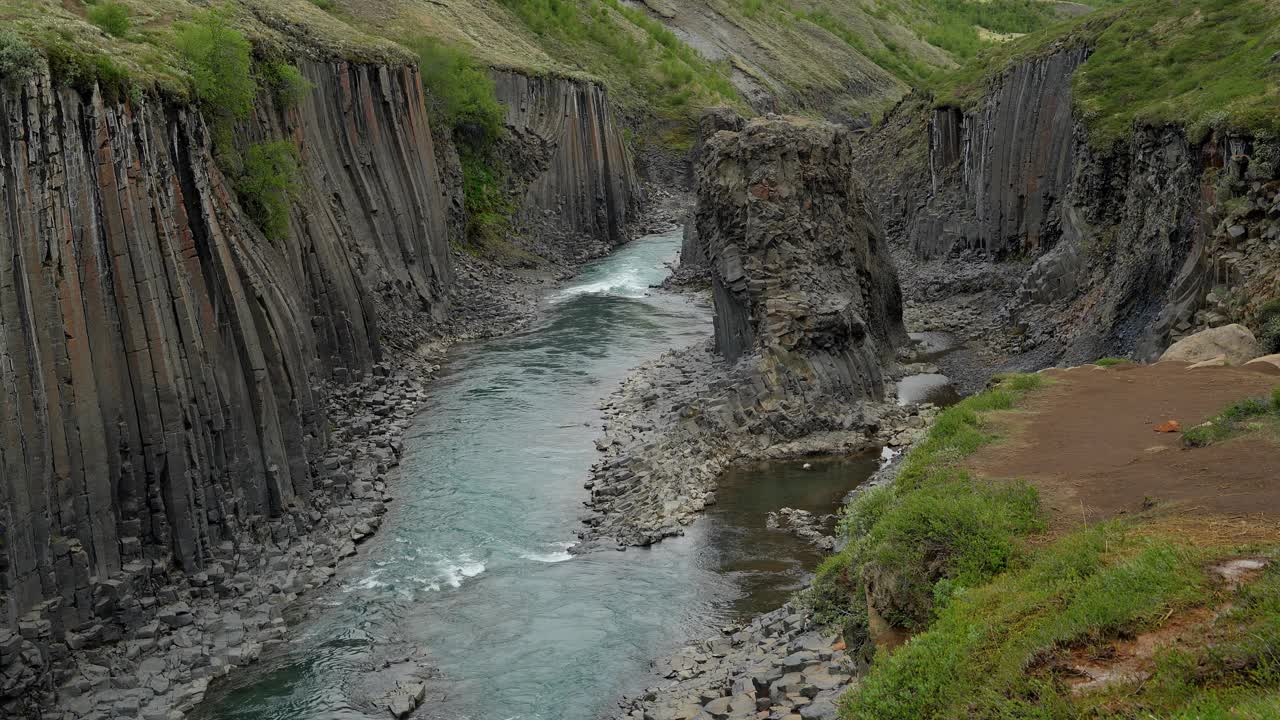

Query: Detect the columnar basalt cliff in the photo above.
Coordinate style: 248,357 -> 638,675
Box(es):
493,71 -> 640,252
584,115 -> 909,546
699,116 -> 907,389
0,59 -> 452,700
0,55 -> 645,712
861,48 -> 1275,366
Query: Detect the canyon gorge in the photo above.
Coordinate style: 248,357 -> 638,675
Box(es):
1,0 -> 1278,719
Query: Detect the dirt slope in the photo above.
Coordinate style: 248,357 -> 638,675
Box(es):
967,362 -> 1280,537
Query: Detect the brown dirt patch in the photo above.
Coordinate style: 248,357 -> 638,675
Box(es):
967,362 -> 1280,541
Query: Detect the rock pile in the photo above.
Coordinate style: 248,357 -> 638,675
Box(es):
613,604 -> 856,720
766,509 -> 838,552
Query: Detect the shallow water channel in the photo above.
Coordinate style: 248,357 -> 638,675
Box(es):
197,230 -> 877,720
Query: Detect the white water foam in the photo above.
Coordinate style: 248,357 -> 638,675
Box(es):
555,267 -> 650,301
520,541 -> 576,563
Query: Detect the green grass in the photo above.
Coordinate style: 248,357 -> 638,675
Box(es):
491,0 -> 739,119
839,525 -> 1280,720
1094,357 -> 1128,367
87,2 -> 131,38
1183,392 -> 1280,448
808,373 -> 1049,649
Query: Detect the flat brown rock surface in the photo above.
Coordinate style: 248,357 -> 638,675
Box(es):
967,362 -> 1280,538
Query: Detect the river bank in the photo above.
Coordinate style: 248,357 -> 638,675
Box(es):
17,182 -> 687,720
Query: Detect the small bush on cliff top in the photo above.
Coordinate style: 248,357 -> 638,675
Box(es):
0,30 -> 41,87
264,62 -> 312,110
175,8 -> 255,154
236,141 -> 302,242
87,2 -> 132,38
407,37 -> 504,147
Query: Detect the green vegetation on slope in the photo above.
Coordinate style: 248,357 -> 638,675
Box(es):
493,0 -> 739,120
841,526 -> 1280,720
935,0 -> 1280,146
809,373 -> 1048,648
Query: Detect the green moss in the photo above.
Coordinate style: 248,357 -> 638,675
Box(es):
87,2 -> 131,38
236,140 -> 301,242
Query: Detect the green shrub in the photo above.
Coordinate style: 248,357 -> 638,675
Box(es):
1183,393 -> 1280,447
1094,357 -> 1128,367
1262,315 -> 1280,354
88,2 -> 132,38
175,7 -> 256,153
0,30 -> 42,87
236,141 -> 301,241
405,37 -> 504,147
264,62 -> 312,109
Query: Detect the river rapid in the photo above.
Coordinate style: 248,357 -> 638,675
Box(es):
197,230 -> 876,720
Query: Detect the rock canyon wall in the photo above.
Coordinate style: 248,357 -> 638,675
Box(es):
862,48 -> 1276,364
0,59 -> 640,708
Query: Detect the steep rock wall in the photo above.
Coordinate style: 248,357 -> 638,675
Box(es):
862,49 -> 1259,362
0,59 -> 453,664
493,71 -> 640,248
917,48 -> 1086,259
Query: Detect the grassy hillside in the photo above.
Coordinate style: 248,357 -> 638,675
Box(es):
810,369 -> 1280,720
932,0 -> 1280,146
0,0 -> 1119,134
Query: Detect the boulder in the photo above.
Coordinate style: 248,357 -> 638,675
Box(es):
1245,353 -> 1280,374
1159,324 -> 1261,365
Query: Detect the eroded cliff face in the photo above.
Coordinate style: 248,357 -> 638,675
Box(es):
861,49 -> 1271,364
494,71 -> 640,252
583,116 -> 909,547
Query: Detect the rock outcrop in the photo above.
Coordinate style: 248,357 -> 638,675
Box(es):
1159,324 -> 1262,365
699,116 -> 906,395
584,116 -> 907,546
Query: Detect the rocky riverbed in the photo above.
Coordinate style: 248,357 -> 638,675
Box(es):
612,603 -> 858,720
